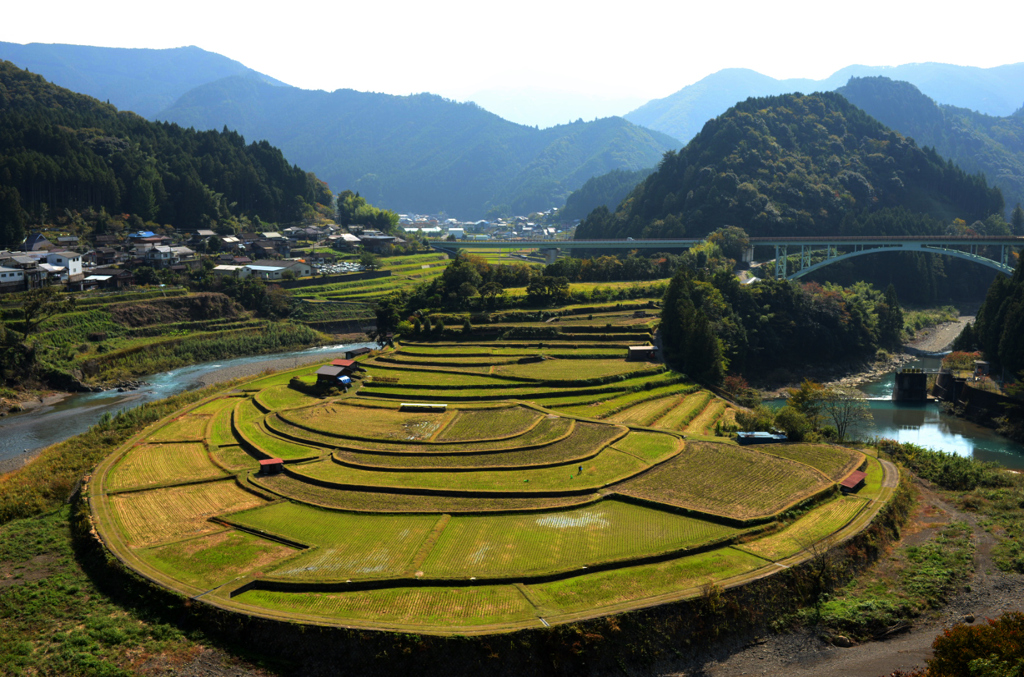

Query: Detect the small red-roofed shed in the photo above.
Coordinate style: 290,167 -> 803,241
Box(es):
839,470 -> 867,494
259,458 -> 284,475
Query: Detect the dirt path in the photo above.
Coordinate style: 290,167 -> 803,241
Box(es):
680,478 -> 1024,677
905,315 -> 973,354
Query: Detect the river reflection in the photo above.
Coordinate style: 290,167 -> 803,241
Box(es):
773,357 -> 1024,470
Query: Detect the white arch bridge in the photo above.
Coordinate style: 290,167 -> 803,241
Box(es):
434,235 -> 1021,278
757,236 -> 1019,279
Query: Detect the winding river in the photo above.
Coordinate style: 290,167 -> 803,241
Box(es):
0,342 -> 375,466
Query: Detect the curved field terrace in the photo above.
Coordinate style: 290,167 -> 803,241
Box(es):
90,346 -> 897,634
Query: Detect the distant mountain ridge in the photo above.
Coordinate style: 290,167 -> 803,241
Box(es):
156,76 -> 680,218
627,63 -> 1024,144
578,91 -> 1003,241
0,42 -> 288,119
838,76 -> 1024,214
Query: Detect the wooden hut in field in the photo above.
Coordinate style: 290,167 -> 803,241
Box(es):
259,458 -> 284,475
839,470 -> 867,494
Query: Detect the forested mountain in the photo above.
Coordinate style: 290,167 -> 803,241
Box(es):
838,77 -> 1024,219
155,76 -> 680,218
578,91 -> 1003,241
0,42 -> 287,119
0,61 -> 328,246
627,63 -> 1024,145
559,167 -> 654,222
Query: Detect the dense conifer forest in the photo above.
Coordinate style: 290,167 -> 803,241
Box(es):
0,61 -> 331,246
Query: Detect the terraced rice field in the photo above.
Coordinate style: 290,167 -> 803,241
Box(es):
107,443 -> 225,491
142,530 -> 300,588
756,444 -> 864,481
227,503 -> 440,580
109,480 -> 266,547
436,406 -> 541,441
738,496 -> 868,561
285,401 -> 454,440
92,329 -> 895,634
234,585 -> 539,628
269,409 -> 574,452
421,500 -> 738,577
615,442 -> 832,521
295,445 -> 641,493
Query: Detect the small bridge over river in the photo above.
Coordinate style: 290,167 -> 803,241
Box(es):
433,235 -> 1021,278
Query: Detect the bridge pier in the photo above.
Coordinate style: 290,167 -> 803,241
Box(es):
542,248 -> 559,265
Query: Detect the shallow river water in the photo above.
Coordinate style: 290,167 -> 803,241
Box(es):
0,342 -> 374,465
772,356 -> 1024,470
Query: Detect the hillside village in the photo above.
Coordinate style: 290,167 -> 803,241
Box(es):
0,207 -> 570,295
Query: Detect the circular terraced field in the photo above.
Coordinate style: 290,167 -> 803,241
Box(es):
89,361 -> 897,634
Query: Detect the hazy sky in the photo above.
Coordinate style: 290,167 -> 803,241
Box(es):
4,0 -> 1022,125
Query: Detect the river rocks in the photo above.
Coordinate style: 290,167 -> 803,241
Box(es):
112,380 -> 146,392
831,635 -> 853,648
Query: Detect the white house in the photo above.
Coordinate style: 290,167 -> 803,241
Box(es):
45,251 -> 83,280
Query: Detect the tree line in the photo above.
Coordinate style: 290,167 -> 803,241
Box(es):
0,61 -> 331,246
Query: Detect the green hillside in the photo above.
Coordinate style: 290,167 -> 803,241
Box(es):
0,61 -> 329,245
560,167 -> 654,222
839,76 -> 1024,220
156,77 -> 680,218
578,91 -> 1004,240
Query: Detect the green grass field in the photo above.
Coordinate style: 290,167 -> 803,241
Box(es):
738,496 -> 868,561
421,500 -> 738,577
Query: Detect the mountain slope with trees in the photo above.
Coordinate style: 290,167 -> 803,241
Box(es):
155,76 -> 680,218
560,167 -> 655,222
0,42 -> 287,119
838,76 -> 1024,222
626,62 -> 1024,145
0,61 -> 330,246
577,91 -> 1004,241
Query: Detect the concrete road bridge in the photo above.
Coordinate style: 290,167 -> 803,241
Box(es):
431,236 -> 1021,278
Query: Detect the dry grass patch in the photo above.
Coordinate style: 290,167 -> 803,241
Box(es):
107,443 -> 225,491
615,442 -> 830,521
109,480 -> 266,547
